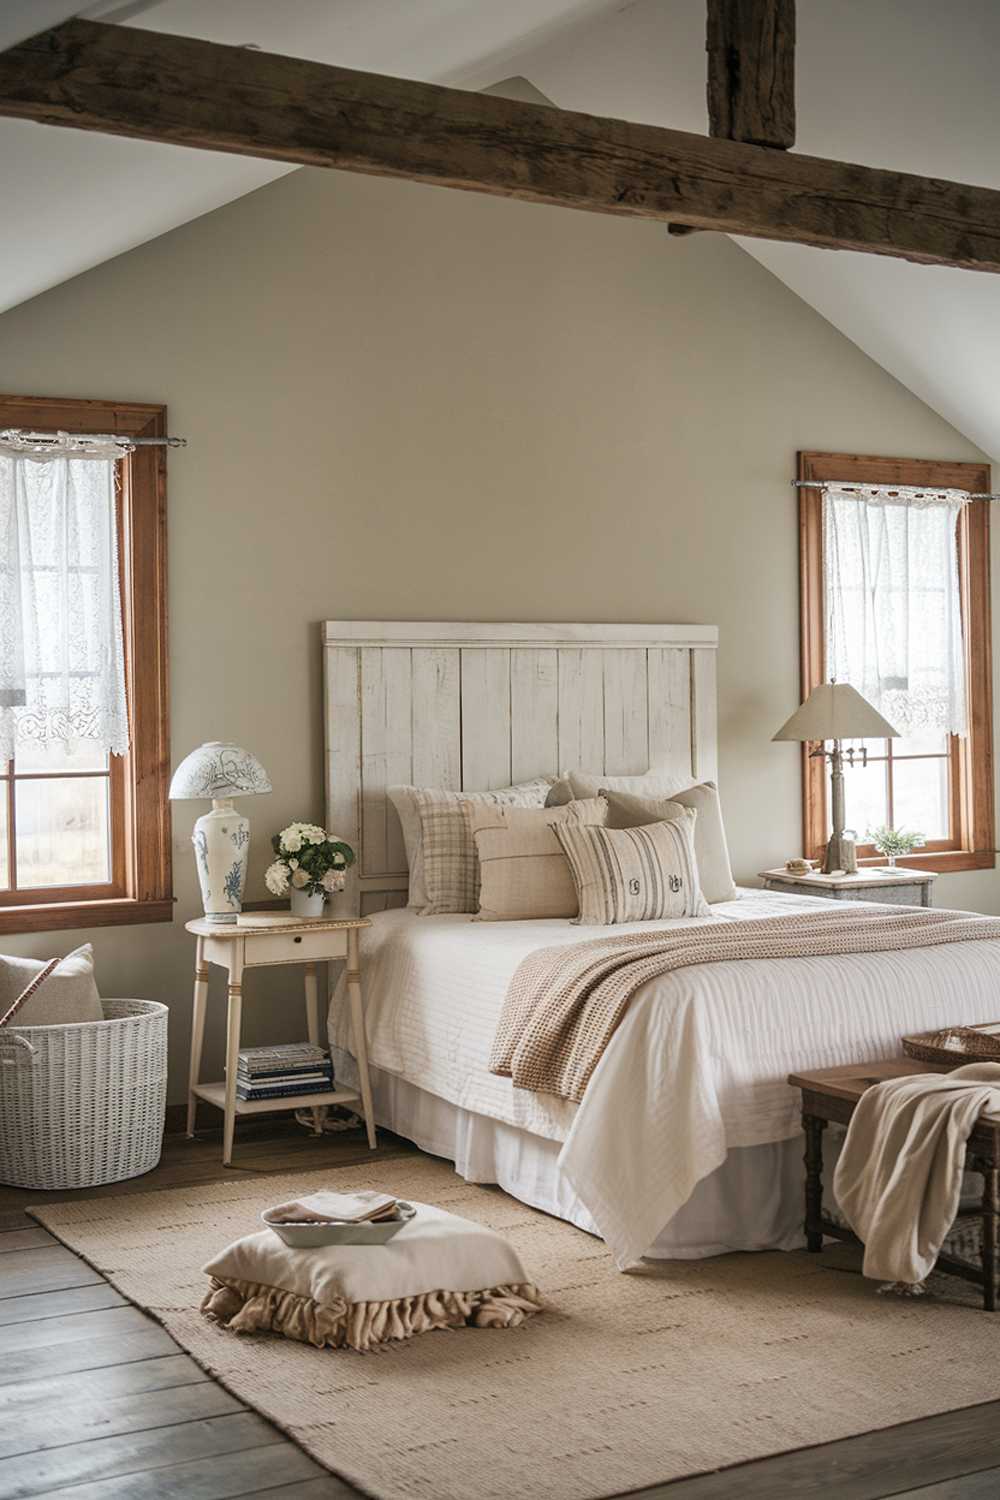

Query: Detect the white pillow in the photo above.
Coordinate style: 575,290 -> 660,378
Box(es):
388,778 -> 553,911
0,944 -> 102,1027
202,1199 -> 542,1353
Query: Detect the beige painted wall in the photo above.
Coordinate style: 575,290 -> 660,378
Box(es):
0,165 -> 995,1103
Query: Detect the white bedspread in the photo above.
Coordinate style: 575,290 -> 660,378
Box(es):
328,889 -> 1000,1267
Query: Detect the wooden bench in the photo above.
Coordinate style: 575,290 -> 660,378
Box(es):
788,1059 -> 1000,1310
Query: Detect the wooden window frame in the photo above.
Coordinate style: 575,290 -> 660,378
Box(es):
799,450 -> 995,877
0,394 -> 172,933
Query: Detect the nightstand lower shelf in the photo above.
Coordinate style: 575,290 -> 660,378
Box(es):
192,1080 -> 361,1118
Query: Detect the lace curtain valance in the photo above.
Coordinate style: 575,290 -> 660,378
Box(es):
823,484 -> 968,737
0,446 -> 129,762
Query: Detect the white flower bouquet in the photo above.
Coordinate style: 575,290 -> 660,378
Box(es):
264,823 -> 356,902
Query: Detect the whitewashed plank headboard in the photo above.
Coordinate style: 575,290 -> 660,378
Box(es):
323,621 -> 719,917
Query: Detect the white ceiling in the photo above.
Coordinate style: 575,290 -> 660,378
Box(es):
2,0 -> 1000,457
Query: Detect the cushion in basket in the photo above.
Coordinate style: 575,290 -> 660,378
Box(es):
468,798 -> 608,920
546,768 -> 695,807
0,944 -> 102,1027
389,779 -> 553,911
201,1199 -> 542,1353
413,780 -> 555,915
601,783 -> 737,904
554,811 -> 710,924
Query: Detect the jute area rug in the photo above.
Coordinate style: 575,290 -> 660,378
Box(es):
33,1154 -> 998,1500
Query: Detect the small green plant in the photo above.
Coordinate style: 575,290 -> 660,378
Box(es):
866,825 -> 926,863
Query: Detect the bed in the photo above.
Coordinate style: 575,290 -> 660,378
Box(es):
323,621 -> 1000,1268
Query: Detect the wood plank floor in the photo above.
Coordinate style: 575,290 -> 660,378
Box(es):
2,1118 -> 1000,1500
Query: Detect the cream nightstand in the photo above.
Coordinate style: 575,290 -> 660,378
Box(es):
185,916 -> 375,1166
760,867 -> 936,907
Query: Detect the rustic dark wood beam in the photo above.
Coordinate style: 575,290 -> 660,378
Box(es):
3,19 -> 1000,273
707,0 -> 795,149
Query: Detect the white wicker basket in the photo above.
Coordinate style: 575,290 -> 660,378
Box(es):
0,999 -> 168,1190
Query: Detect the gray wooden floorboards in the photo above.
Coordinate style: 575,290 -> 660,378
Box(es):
2,1121 -> 1000,1499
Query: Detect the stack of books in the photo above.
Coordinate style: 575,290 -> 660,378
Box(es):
236,1043 -> 334,1101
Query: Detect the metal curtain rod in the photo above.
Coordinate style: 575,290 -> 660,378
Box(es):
792,479 -> 1000,501
0,428 -> 187,448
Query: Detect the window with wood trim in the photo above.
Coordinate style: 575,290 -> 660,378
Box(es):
798,451 -> 995,876
0,395 -> 171,933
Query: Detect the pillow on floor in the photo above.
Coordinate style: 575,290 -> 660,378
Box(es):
0,944 -> 102,1027
546,768 -> 694,807
468,798 -> 608,920
601,782 -> 737,904
389,778 -> 553,910
554,812 -> 710,924
201,1199 -> 543,1353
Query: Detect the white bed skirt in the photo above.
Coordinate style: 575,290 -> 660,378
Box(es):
332,1047 -> 807,1260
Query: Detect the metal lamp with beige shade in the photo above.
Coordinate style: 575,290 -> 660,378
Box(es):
774,683 -> 899,875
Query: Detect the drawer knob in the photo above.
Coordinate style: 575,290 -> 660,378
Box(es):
294,935 -> 302,944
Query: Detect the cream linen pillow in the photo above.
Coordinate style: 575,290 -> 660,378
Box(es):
414,779 -> 555,915
0,944 -> 102,1027
554,811 -> 710,924
546,768 -> 694,807
469,798 -> 608,920
601,782 -> 737,904
201,1199 -> 542,1353
389,778 -> 552,910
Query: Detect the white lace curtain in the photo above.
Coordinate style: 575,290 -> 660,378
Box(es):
0,443 -> 129,763
824,484 -> 968,737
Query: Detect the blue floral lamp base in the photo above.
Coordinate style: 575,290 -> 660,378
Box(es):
192,799 -> 250,923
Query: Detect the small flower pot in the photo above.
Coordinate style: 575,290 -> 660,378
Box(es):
290,887 -> 325,919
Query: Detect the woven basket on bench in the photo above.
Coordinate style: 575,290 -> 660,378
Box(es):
0,999 -> 168,1190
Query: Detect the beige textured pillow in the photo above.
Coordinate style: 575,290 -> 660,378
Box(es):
602,783 -> 737,904
469,798 -> 608,921
546,768 -> 695,807
414,780 -> 555,915
554,812 -> 710,924
0,944 -> 102,1027
201,1199 -> 542,1353
390,778 -> 553,911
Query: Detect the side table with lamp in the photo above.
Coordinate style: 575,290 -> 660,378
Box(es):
169,744 -> 378,1164
768,683 -> 936,904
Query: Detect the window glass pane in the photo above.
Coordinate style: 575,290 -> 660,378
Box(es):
892,757 -> 950,842
14,740 -> 109,774
15,777 -> 110,888
0,796 -> 7,890
839,757 -> 888,842
892,730 -> 949,758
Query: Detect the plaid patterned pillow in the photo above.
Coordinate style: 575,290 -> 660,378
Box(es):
554,812 -> 710,924
414,780 -> 553,914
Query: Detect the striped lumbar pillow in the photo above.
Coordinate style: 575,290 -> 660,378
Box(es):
553,811 -> 710,925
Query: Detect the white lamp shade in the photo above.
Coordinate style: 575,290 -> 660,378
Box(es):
168,741 -> 272,801
773,683 -> 899,743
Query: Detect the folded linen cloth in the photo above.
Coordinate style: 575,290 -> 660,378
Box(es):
833,1063 -> 1000,1286
264,1189 -> 397,1225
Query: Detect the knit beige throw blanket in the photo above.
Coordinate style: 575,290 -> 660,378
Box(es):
489,907 -> 1000,1103
834,1062 -> 1000,1286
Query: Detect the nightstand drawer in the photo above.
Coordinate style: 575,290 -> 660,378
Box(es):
243,929 -> 350,966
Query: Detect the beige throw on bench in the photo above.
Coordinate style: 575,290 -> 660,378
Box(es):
834,1062 -> 1000,1288
490,907 -> 1000,1102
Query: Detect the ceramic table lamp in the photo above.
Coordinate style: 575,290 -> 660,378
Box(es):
773,683 -> 898,875
169,742 -> 272,923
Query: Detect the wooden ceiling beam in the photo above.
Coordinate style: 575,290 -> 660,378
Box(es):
3,19 -> 1000,273
707,0 -> 795,149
